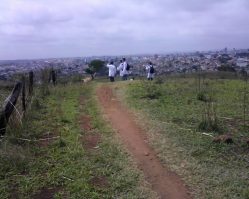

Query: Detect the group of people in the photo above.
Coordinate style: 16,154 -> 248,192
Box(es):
106,58 -> 129,82
106,58 -> 155,82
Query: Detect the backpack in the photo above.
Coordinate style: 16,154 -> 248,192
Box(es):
126,64 -> 130,71
150,66 -> 155,73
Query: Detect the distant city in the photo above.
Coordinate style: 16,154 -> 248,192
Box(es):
0,48 -> 249,80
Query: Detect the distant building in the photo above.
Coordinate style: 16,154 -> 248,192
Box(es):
236,58 -> 248,67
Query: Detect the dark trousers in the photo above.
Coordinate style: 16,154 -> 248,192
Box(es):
109,76 -> 115,82
122,74 -> 128,81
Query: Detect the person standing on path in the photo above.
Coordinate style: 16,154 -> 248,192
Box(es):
145,62 -> 155,81
122,58 -> 129,80
117,59 -> 124,79
106,61 -> 116,82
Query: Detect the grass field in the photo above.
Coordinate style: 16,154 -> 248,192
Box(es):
1,75 -> 249,199
0,82 -> 154,199
116,77 -> 249,199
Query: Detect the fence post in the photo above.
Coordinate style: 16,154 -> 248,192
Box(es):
29,71 -> 34,95
0,82 -> 22,136
0,109 -> 5,135
51,69 -> 56,86
22,75 -> 26,112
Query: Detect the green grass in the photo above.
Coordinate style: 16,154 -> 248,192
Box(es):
117,77 -> 249,199
128,78 -> 249,134
0,82 -> 154,199
0,86 -> 12,105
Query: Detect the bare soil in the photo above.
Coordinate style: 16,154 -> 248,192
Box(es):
79,115 -> 93,131
32,187 -> 61,199
90,176 -> 109,189
81,134 -> 101,151
79,95 -> 101,151
97,85 -> 191,199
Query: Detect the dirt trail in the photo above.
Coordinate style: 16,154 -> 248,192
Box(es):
96,85 -> 191,199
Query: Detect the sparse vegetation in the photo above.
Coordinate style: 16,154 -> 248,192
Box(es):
0,81 -> 154,199
1,72 -> 249,199
122,76 -> 249,199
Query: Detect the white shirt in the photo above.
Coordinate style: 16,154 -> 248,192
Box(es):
106,64 -> 116,77
117,63 -> 124,77
145,64 -> 155,78
122,61 -> 128,75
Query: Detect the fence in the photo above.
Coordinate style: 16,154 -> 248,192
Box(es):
0,71 -> 34,135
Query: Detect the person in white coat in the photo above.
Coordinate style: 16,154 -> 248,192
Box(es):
117,60 -> 123,78
106,61 -> 116,82
122,58 -> 129,80
145,62 -> 155,80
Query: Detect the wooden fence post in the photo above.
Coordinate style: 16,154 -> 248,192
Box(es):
50,69 -> 56,86
49,68 -> 56,86
22,76 -> 26,112
0,109 -> 5,135
29,71 -> 34,95
0,82 -> 22,136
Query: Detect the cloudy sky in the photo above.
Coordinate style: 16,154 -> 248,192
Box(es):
0,0 -> 248,60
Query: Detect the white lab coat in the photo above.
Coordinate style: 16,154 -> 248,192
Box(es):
122,61 -> 129,75
117,63 -> 124,77
145,64 -> 155,79
106,64 -> 116,77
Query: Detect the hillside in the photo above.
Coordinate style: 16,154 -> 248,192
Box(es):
0,74 -> 249,199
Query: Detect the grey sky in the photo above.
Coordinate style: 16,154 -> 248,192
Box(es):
0,0 -> 248,60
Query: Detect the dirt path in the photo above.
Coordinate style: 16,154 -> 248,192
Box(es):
96,85 -> 191,199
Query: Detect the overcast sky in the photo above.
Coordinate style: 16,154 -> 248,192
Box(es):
0,0 -> 248,60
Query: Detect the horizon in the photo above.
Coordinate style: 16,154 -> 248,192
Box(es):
0,47 -> 248,62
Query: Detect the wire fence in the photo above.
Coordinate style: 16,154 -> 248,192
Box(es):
0,69 -> 55,137
0,71 -> 35,135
